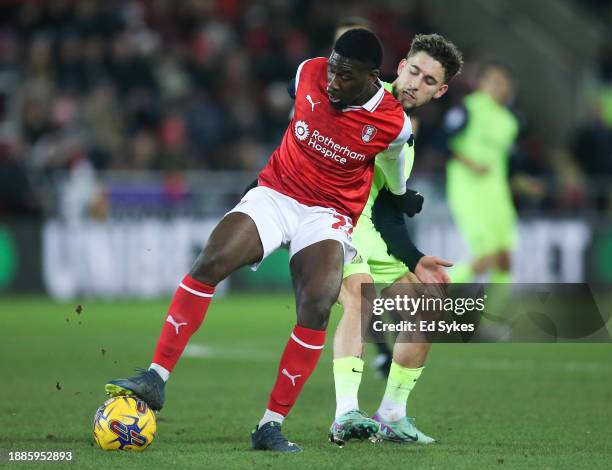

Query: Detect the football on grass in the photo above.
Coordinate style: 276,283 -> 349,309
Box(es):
93,396 -> 156,451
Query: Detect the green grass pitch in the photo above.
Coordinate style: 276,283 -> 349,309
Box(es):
1,294 -> 612,469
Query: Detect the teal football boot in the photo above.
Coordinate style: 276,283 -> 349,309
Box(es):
372,414 -> 435,444
328,410 -> 380,447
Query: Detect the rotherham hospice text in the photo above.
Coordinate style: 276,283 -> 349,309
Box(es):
371,294 -> 487,316
307,129 -> 366,164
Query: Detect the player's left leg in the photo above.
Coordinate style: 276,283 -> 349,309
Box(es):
372,274 -> 436,444
252,239 -> 344,452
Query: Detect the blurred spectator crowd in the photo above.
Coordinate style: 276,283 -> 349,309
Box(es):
0,0 -> 611,218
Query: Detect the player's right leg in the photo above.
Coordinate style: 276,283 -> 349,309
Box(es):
329,273 -> 380,447
106,209 -> 268,410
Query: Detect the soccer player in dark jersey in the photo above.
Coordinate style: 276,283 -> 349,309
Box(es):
105,29 -> 413,453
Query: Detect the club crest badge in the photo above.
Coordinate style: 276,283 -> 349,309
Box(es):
361,125 -> 377,143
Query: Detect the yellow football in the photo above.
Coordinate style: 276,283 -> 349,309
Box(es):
93,396 -> 157,451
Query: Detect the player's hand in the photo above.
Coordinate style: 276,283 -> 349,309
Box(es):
414,256 -> 453,284
377,187 -> 424,217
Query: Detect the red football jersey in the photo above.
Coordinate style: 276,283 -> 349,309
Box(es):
258,57 -> 410,223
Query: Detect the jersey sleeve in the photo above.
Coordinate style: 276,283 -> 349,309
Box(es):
372,195 -> 425,271
293,58 -> 311,95
287,59 -> 310,118
376,112 -> 412,195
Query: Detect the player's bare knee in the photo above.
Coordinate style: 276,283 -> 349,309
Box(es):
338,284 -> 361,318
190,247 -> 230,286
297,290 -> 337,330
339,274 -> 374,319
297,303 -> 331,330
339,295 -> 361,320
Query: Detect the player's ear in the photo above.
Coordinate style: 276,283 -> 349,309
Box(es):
434,83 -> 449,99
397,58 -> 407,76
369,68 -> 380,84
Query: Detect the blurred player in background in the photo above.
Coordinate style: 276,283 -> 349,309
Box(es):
329,34 -> 463,446
445,62 -> 519,284
105,29 -> 415,453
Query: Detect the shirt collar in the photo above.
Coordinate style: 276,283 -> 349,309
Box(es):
343,79 -> 385,113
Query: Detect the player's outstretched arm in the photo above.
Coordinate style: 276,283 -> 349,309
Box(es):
373,192 -> 452,283
372,190 -> 425,271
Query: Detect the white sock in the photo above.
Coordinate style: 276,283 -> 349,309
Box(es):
335,396 -> 360,418
149,363 -> 170,382
333,357 -> 363,418
376,363 -> 423,422
259,409 -> 285,427
377,397 -> 405,422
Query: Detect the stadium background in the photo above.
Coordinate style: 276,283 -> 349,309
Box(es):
1,1 -> 612,468
1,0 -> 612,296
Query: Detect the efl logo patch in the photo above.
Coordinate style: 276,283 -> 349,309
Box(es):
361,125 -> 377,143
294,120 -> 310,141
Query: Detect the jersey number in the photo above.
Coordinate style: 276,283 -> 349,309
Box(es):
332,215 -> 353,235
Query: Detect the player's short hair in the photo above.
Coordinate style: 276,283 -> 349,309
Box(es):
407,34 -> 463,84
333,28 -> 383,70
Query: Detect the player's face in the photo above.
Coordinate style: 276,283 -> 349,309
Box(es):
327,51 -> 379,108
480,67 -> 514,105
394,51 -> 448,111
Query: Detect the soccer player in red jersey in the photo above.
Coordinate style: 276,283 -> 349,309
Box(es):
105,29 -> 414,452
